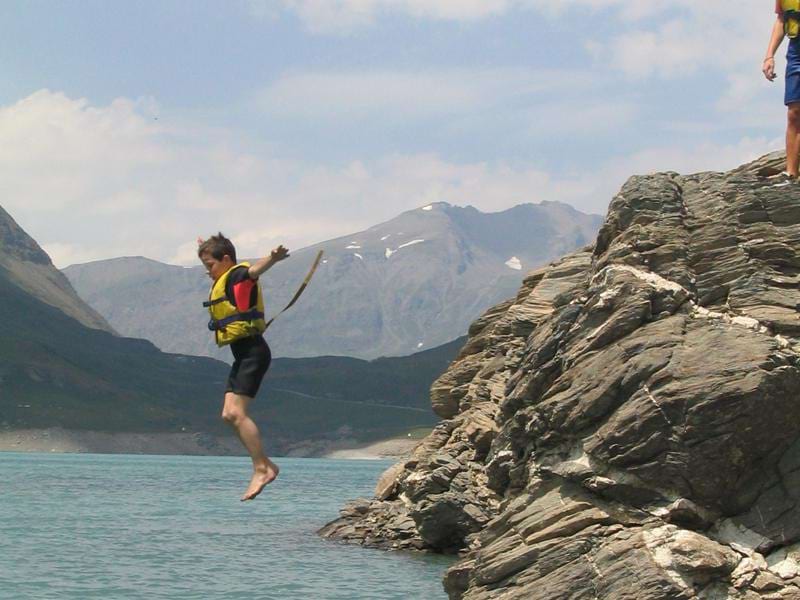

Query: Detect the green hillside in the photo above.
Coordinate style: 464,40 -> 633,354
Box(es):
1,261 -> 460,451
257,337 -> 465,445
0,266 -> 225,432
0,198 -> 467,452
264,336 -> 465,411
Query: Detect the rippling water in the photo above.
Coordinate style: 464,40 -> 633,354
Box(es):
0,453 -> 453,599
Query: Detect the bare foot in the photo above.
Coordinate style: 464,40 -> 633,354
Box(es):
241,459 -> 279,501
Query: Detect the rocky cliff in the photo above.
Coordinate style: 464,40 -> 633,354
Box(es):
0,205 -> 114,333
319,153 -> 800,599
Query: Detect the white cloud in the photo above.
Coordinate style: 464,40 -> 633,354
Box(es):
38,242 -> 110,269
605,20 -> 702,78
279,0 -> 376,33
170,239 -> 205,267
601,136 -> 781,185
396,0 -> 513,21
260,0 -> 772,91
0,91 -> 164,167
0,90 -> 781,270
242,0 -> 776,101
571,1 -> 780,132
590,3 -> 770,79
0,89 -> 595,267
251,0 -> 779,143
253,1 -> 778,136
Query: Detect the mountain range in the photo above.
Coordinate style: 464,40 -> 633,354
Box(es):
64,201 -> 602,360
0,204 -> 461,454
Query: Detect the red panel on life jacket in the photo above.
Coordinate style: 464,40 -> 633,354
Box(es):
232,279 -> 255,311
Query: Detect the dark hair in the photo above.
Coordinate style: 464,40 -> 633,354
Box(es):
198,232 -> 237,263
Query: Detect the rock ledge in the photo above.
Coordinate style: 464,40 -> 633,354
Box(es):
320,153 -> 800,599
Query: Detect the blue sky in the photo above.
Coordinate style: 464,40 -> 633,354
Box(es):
0,1 -> 784,266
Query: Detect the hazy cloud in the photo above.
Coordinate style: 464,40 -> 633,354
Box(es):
249,0 -> 524,33
255,67 -> 634,143
257,67 -> 587,120
251,0 -> 707,34
592,3 -> 768,79
257,0 -> 769,87
0,81 -> 779,269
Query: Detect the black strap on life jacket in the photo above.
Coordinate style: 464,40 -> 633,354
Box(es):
207,310 -> 265,331
202,297 -> 226,308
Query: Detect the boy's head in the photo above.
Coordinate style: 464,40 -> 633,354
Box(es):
198,232 -> 237,281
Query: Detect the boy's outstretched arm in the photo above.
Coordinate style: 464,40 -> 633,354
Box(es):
248,245 -> 290,279
764,15 -> 785,81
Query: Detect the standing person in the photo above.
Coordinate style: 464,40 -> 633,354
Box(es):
765,1 -> 800,177
198,233 -> 289,501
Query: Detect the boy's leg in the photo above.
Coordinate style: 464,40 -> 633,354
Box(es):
788,103 -> 800,177
222,391 -> 279,501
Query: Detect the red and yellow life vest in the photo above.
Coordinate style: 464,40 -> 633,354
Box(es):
783,0 -> 800,38
204,262 -> 266,347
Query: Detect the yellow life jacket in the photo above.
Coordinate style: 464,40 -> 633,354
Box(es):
783,0 -> 800,39
204,262 -> 266,347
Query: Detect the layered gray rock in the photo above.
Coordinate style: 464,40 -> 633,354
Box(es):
319,153 -> 800,599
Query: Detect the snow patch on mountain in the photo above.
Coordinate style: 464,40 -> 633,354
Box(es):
505,256 -> 522,270
397,239 -> 425,250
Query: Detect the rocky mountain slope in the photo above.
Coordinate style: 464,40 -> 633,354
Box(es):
0,205 -> 113,333
63,201 -> 602,360
319,153 -> 800,599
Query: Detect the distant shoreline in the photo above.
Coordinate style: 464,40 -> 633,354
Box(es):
322,437 -> 419,460
0,428 -> 419,460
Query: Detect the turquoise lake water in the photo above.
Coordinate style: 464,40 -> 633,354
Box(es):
0,453 -> 453,599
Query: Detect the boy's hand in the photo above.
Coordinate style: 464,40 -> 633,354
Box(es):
271,245 -> 290,262
764,56 -> 777,81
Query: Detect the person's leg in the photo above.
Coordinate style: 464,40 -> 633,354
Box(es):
222,391 -> 279,500
788,103 -> 800,177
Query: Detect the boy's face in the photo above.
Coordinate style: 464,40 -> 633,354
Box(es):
200,252 -> 234,281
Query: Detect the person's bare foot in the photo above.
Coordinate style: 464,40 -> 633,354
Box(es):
241,460 -> 279,501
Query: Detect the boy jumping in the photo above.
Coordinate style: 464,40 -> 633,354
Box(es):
198,233 -> 289,501
765,1 -> 800,177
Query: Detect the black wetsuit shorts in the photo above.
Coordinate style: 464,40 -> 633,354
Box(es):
226,335 -> 271,398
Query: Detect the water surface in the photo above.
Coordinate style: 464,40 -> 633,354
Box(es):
0,453 -> 453,599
